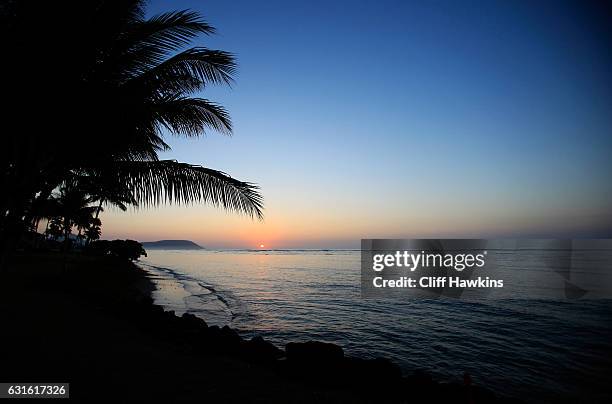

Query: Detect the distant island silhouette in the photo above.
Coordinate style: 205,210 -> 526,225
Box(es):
141,240 -> 203,250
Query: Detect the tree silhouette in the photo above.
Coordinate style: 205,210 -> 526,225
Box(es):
1,0 -> 263,251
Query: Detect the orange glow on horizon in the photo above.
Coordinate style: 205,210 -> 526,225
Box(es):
259,243 -> 265,248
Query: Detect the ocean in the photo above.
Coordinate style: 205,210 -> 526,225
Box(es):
139,249 -> 612,403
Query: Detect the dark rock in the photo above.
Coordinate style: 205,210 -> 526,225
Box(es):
242,336 -> 284,362
286,341 -> 344,364
220,325 -> 243,345
411,369 -> 433,385
140,296 -> 154,306
402,369 -> 435,397
181,312 -> 208,329
149,304 -> 164,316
471,384 -> 501,403
206,325 -> 221,340
199,325 -> 242,352
344,357 -> 402,384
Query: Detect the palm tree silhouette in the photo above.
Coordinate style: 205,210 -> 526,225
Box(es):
1,1 -> 263,249
35,184 -> 98,250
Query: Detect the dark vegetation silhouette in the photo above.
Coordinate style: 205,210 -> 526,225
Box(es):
86,239 -> 147,261
0,0 -> 263,262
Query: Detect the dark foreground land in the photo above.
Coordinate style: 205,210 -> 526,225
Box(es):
0,253 -> 519,403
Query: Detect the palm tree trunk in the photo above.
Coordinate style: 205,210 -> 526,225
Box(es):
95,200 -> 103,219
62,216 -> 71,252
86,200 -> 104,246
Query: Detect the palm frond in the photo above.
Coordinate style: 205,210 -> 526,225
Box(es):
133,10 -> 215,51
153,96 -> 232,136
100,160 -> 263,219
128,47 -> 236,95
117,10 -> 216,79
70,171 -> 138,211
149,47 -> 235,86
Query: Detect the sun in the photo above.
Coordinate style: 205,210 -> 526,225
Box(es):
259,244 -> 265,248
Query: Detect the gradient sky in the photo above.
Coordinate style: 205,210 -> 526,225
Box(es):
103,0 -> 612,248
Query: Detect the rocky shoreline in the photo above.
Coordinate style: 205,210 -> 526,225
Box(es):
0,252 -> 523,402
136,263 -> 521,403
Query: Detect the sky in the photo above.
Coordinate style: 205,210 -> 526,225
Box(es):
103,0 -> 612,249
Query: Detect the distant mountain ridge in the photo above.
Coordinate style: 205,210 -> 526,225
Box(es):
140,240 -> 203,250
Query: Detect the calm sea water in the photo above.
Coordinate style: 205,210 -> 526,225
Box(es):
140,250 -> 612,403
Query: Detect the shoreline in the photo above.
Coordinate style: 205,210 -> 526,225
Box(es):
0,253 -> 519,403
137,258 -> 521,404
